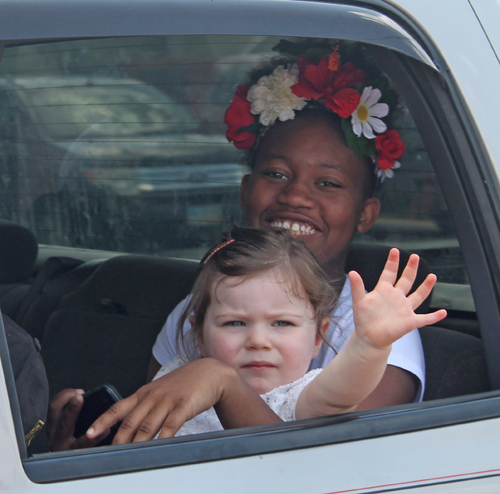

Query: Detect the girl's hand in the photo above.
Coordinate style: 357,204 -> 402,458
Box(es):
349,248 -> 447,350
47,389 -> 109,451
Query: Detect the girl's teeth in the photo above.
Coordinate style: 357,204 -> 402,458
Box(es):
270,220 -> 316,235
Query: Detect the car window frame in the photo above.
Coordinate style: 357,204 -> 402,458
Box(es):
0,0 -> 435,71
0,0 -> 499,484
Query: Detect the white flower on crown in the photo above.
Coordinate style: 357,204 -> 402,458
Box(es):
247,64 -> 307,126
351,86 -> 389,139
377,160 -> 401,182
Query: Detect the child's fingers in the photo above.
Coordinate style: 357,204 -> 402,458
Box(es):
394,254 -> 420,295
407,273 -> 438,311
415,309 -> 447,328
376,248 -> 400,286
348,270 -> 366,304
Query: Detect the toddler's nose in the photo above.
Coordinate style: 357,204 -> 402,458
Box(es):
245,325 -> 272,350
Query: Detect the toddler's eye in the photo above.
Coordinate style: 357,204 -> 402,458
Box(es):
226,321 -> 245,327
273,320 -> 293,327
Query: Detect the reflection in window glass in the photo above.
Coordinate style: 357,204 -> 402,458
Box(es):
0,35 -> 466,283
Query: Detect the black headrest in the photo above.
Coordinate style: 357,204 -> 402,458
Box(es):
345,242 -> 432,313
0,220 -> 38,283
59,254 -> 198,320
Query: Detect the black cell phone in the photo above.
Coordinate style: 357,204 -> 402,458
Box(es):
74,384 -> 123,446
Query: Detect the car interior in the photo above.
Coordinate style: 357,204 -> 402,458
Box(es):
0,31 -> 495,476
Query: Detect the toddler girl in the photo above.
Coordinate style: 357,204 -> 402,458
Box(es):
153,226 -> 446,436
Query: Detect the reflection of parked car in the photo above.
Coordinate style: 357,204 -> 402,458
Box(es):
2,1 -> 500,493
0,75 -> 243,253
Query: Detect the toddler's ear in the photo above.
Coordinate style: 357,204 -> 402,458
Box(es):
312,318 -> 330,359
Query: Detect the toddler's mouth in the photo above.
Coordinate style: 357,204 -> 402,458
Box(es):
269,219 -> 317,236
242,361 -> 276,370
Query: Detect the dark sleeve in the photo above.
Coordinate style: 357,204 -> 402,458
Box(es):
2,314 -> 49,443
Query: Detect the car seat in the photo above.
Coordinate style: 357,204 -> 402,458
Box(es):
419,325 -> 490,400
41,254 -> 198,399
345,242 -> 432,312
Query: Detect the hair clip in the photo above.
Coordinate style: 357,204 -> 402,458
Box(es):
203,238 -> 236,265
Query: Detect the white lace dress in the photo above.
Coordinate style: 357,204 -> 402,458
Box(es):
154,356 -> 323,436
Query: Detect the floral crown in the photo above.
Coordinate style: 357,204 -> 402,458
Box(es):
224,40 -> 405,181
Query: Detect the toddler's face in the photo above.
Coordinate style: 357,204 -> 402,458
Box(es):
196,272 -> 327,394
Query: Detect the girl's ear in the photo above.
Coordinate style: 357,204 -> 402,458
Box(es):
357,197 -> 381,234
312,318 -> 330,359
190,315 -> 206,357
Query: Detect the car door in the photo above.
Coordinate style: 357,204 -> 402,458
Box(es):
1,1 -> 500,493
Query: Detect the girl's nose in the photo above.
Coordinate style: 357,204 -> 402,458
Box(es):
277,178 -> 315,209
245,325 -> 272,350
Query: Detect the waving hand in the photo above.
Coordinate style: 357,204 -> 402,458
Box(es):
349,248 -> 447,350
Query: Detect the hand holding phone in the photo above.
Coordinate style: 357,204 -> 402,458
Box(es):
74,384 -> 122,446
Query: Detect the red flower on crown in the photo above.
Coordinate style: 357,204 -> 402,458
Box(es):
375,129 -> 405,170
223,42 -> 405,182
291,54 -> 367,118
224,85 -> 257,149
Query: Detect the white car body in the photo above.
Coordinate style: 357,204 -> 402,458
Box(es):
1,1 -> 500,492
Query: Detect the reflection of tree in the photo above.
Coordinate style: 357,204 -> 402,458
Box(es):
32,124 -> 131,251
409,175 -> 454,235
0,94 -> 20,222
32,182 -> 126,250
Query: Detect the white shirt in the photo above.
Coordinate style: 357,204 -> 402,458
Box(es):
154,356 -> 323,436
152,277 -> 426,401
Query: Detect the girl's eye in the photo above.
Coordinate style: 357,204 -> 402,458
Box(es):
263,170 -> 288,180
226,321 -> 245,327
318,180 -> 342,188
273,320 -> 293,327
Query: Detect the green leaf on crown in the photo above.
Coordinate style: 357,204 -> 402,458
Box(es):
341,118 -> 377,159
238,118 -> 260,135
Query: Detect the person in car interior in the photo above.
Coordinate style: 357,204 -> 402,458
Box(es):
111,226 -> 444,437
48,39 -> 429,449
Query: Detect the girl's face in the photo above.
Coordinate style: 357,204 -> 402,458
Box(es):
196,272 -> 328,395
240,115 -> 380,272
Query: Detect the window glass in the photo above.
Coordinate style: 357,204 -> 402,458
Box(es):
0,35 -> 467,280
0,34 -> 486,484
359,112 -> 467,286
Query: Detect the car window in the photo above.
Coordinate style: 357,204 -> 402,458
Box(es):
0,36 -> 467,283
0,31 -> 490,483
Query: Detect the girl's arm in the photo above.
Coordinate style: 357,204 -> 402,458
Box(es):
86,358 -> 281,444
296,249 -> 447,420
